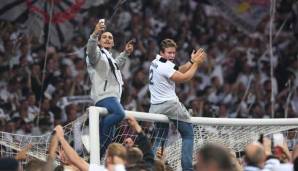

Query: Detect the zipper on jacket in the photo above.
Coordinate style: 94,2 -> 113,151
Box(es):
103,80 -> 107,91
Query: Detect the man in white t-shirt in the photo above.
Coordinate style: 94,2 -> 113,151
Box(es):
149,39 -> 206,171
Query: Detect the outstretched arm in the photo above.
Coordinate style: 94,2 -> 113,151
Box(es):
86,20 -> 105,65
42,132 -> 59,171
55,125 -> 89,171
178,50 -> 201,73
127,116 -> 154,167
178,61 -> 192,73
15,144 -> 32,161
171,49 -> 206,83
115,40 -> 134,68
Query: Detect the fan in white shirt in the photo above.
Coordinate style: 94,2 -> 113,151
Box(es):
148,38 -> 206,171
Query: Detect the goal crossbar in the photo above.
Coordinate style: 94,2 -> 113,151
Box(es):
88,106 -> 298,166
1,106 -> 298,169
90,106 -> 298,126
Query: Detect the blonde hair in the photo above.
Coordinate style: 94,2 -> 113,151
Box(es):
106,143 -> 127,160
160,39 -> 177,52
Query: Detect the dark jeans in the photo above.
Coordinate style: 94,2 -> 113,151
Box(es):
95,97 -> 125,158
153,120 -> 194,171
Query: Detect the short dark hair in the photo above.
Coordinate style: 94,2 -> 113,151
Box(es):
198,144 -> 234,171
126,147 -> 143,165
126,160 -> 151,171
160,39 -> 177,52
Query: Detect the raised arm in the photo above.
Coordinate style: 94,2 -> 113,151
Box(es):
42,133 -> 59,171
15,144 -> 32,161
115,40 -> 134,68
126,116 -> 154,167
178,62 -> 192,73
86,20 -> 105,65
178,50 -> 199,73
55,125 -> 89,171
171,49 -> 206,83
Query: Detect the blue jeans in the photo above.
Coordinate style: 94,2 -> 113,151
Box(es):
153,120 -> 194,171
95,97 -> 125,158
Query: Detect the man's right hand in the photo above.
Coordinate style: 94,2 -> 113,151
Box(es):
92,19 -> 106,36
191,48 -> 207,65
54,125 -> 65,140
127,115 -> 142,133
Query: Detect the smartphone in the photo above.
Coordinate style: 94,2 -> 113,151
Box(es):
98,19 -> 106,30
273,133 -> 284,147
98,19 -> 105,24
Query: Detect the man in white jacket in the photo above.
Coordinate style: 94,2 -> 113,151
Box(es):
86,19 -> 133,157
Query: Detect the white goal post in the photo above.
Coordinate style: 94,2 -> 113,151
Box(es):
88,106 -> 298,168
1,106 -> 298,170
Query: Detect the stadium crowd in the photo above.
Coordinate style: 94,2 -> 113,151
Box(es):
0,0 -> 297,135
0,0 -> 298,170
1,116 -> 298,171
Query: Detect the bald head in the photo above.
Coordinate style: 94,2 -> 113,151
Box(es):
245,143 -> 266,168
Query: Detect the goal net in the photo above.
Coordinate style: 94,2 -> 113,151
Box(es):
1,106 -> 298,170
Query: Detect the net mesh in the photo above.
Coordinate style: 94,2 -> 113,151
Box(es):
113,121 -> 298,170
1,112 -> 298,170
0,113 -> 88,163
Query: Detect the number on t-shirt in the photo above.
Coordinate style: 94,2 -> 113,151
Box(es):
149,69 -> 154,85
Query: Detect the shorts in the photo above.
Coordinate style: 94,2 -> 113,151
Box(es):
149,99 -> 191,121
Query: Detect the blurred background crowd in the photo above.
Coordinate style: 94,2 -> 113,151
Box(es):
0,0 -> 297,136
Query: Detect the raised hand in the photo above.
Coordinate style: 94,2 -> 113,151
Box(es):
126,115 -> 142,133
124,40 -> 134,55
54,125 -> 65,140
93,19 -> 106,36
15,144 -> 33,160
191,48 -> 207,65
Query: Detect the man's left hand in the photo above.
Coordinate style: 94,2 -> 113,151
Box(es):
124,40 -> 134,55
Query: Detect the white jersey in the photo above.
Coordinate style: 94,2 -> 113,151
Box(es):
89,164 -> 126,171
149,55 -> 178,104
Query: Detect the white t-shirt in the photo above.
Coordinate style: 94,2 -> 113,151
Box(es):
89,164 -> 105,171
89,164 -> 126,171
149,55 -> 178,104
272,163 -> 293,171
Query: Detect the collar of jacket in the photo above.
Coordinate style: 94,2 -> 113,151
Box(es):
100,48 -> 112,56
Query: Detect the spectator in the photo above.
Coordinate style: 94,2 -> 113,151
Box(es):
55,125 -> 127,171
244,138 -> 280,171
196,143 -> 235,171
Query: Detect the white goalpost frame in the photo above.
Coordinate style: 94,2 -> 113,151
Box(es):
88,106 -> 105,165
88,106 -> 298,164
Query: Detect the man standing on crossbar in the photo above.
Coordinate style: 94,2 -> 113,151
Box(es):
148,38 -> 206,171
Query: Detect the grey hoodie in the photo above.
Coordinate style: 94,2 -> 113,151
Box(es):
86,34 -> 128,103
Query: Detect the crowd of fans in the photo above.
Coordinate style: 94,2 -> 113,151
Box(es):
0,0 -> 297,135
1,115 -> 298,171
0,0 -> 297,170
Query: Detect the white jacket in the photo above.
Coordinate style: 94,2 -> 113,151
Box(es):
86,34 -> 128,103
